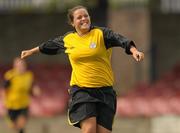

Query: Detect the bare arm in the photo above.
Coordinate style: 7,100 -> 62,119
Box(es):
31,85 -> 41,97
0,89 -> 6,103
21,47 -> 39,59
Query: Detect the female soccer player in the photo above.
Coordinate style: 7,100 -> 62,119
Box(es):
21,5 -> 144,133
2,57 -> 40,133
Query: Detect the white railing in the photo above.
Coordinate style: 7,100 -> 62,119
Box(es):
0,0 -> 149,11
0,0 -> 84,10
161,0 -> 180,13
0,0 -> 54,10
110,0 -> 149,8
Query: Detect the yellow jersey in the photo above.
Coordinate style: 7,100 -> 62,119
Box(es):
64,28 -> 113,87
39,26 -> 135,88
3,69 -> 34,109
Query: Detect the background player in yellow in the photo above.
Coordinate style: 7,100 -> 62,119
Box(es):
21,5 -> 144,133
2,57 -> 40,133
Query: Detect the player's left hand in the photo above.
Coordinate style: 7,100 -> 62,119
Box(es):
32,85 -> 41,97
132,50 -> 144,62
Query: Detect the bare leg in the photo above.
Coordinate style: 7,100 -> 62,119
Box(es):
80,117 -> 97,133
16,115 -> 27,129
15,115 -> 27,133
97,124 -> 111,133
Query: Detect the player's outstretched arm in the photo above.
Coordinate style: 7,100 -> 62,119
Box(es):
130,46 -> 144,62
21,47 -> 39,59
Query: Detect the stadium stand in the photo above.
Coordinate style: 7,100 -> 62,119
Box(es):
117,63 -> 180,117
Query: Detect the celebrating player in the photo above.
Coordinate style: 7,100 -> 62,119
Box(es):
21,5 -> 144,133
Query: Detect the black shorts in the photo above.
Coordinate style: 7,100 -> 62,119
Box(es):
68,85 -> 117,131
7,108 -> 29,122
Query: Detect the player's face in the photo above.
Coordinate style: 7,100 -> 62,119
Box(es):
14,58 -> 27,73
72,8 -> 91,35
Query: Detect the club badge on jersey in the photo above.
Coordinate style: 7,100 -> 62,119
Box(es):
89,42 -> 97,49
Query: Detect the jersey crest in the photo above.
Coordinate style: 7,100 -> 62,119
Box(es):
89,42 -> 97,49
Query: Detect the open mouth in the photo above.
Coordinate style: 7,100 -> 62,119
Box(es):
81,21 -> 89,26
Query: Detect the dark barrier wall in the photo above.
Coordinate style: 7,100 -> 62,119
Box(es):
151,13 -> 180,79
0,13 -> 71,63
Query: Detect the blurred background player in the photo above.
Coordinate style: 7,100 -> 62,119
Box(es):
1,57 -> 40,133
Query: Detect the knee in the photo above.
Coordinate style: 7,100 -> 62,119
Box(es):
16,116 -> 27,129
82,125 -> 96,133
80,117 -> 97,133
